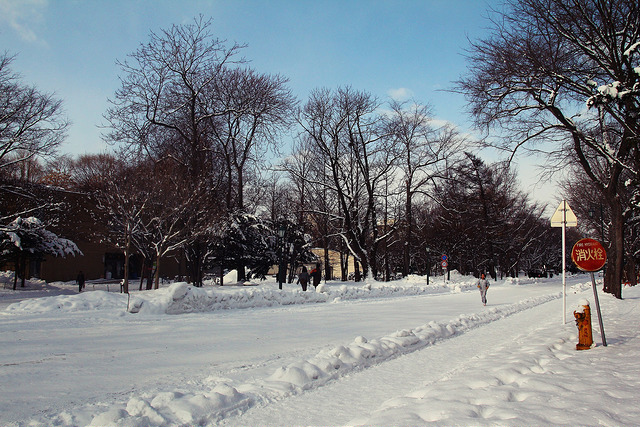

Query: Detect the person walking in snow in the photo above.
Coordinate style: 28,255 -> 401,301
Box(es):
477,273 -> 489,306
310,263 -> 321,288
297,266 -> 310,291
77,270 -> 86,293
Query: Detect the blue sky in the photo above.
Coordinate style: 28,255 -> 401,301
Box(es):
0,0 -> 498,154
0,0 -> 556,205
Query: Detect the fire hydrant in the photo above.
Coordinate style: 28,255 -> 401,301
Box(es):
574,300 -> 593,350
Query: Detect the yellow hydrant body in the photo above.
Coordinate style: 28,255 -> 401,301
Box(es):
574,301 -> 593,350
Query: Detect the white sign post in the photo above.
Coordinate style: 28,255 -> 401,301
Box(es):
550,199 -> 578,324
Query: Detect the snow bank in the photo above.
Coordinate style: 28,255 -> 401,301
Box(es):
0,271 -> 46,289
5,290 -> 126,314
4,275 -> 483,316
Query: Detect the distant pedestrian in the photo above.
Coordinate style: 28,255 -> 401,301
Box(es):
310,264 -> 321,288
77,270 -> 86,293
297,266 -> 309,291
477,273 -> 489,306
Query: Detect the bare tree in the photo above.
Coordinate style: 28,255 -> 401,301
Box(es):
429,153 -> 551,277
386,100 -> 466,276
211,67 -> 297,212
280,143 -> 312,225
103,17 -> 244,286
457,0 -> 640,298
104,17 -> 244,170
208,67 -> 296,281
0,53 -> 69,172
298,87 -> 394,280
72,153 -> 192,291
75,155 -> 151,293
282,134 -> 342,280
560,161 -> 639,286
0,53 -> 70,234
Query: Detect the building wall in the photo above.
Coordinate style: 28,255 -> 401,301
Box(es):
0,185 -> 189,284
39,240 -> 184,283
310,248 -> 356,280
40,241 -> 108,282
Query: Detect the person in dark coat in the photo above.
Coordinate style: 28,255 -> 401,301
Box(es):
297,266 -> 309,291
310,264 -> 321,288
77,270 -> 86,293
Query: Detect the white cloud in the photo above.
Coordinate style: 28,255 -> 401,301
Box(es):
387,87 -> 414,101
0,0 -> 48,43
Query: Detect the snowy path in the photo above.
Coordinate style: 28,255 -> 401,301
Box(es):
350,288 -> 640,427
218,287 -> 576,426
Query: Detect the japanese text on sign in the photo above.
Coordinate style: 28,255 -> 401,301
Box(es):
571,238 -> 607,272
574,247 -> 605,263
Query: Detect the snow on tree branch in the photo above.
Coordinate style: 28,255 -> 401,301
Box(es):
1,216 -> 81,259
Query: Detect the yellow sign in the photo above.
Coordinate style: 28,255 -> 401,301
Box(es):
550,200 -> 577,227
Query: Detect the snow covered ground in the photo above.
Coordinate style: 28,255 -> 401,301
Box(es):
1,271 -> 638,427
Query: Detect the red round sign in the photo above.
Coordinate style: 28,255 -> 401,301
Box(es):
571,238 -> 607,272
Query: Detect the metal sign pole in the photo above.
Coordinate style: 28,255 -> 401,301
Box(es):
551,199 -> 577,325
589,272 -> 607,346
562,200 -> 567,324
441,255 -> 447,285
